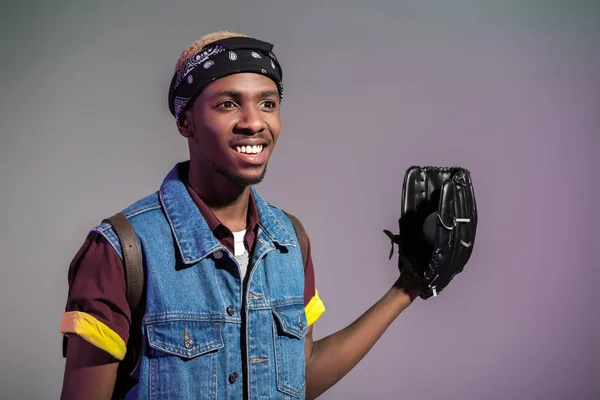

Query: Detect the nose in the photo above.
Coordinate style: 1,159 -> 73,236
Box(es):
234,105 -> 266,135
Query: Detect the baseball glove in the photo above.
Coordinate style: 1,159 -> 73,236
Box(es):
384,166 -> 477,299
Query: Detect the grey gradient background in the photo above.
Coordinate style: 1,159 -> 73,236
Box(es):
1,1 -> 599,399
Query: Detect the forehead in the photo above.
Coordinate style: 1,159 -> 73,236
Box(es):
200,73 -> 279,98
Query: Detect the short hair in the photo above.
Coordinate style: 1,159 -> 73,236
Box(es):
174,31 -> 248,72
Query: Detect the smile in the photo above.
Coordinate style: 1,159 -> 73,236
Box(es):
232,143 -> 268,166
235,145 -> 264,155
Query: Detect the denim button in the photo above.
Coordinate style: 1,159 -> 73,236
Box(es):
184,328 -> 193,349
227,305 -> 235,316
229,372 -> 238,384
214,251 -> 223,259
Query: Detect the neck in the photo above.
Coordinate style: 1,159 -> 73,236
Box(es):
186,160 -> 251,232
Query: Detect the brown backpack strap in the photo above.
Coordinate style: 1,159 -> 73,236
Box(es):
105,213 -> 144,313
104,212 -> 145,396
282,210 -> 308,268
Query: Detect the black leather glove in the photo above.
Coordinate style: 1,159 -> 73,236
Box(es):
384,166 -> 478,299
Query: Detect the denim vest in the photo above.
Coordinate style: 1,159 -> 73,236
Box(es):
93,164 -> 308,399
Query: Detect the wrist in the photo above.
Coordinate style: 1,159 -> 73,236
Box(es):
392,276 -> 420,303
375,283 -> 415,322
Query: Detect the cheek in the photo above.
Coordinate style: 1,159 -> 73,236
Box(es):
272,130 -> 281,145
195,120 -> 230,149
269,116 -> 282,142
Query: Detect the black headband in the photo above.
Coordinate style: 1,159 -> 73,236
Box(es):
168,37 -> 284,121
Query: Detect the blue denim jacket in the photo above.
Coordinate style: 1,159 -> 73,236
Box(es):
93,163 -> 308,399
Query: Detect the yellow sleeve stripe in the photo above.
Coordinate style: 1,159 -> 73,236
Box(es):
60,311 -> 127,361
305,289 -> 326,326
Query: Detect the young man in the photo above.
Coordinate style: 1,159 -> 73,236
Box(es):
60,31 -> 419,399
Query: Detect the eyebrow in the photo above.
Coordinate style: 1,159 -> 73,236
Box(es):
210,90 -> 279,100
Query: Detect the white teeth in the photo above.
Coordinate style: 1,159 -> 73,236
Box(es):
236,145 -> 263,154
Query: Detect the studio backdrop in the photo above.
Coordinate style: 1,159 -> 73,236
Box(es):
0,1 -> 598,399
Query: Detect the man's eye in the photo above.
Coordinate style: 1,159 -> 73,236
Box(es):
218,101 -> 236,108
262,101 -> 277,109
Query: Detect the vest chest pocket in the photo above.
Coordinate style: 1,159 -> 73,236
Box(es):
146,319 -> 224,399
272,303 -> 308,399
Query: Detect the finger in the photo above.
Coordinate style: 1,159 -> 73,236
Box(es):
453,172 -> 471,273
466,169 -> 478,235
400,166 -> 427,272
401,166 -> 424,217
433,177 -> 455,277
457,169 -> 476,267
436,178 -> 454,242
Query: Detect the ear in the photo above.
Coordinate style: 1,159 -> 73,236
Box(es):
176,111 -> 194,138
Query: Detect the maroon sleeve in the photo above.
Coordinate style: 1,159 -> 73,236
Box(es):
303,235 -> 316,307
64,231 -> 131,344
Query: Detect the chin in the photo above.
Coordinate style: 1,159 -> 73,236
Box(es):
220,165 -> 268,187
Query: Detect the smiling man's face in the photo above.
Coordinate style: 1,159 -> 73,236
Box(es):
179,72 -> 281,187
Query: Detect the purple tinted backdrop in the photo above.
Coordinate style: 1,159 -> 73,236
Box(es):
0,1 -> 597,398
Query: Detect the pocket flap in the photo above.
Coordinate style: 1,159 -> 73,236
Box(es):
272,304 -> 308,339
146,320 -> 224,359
